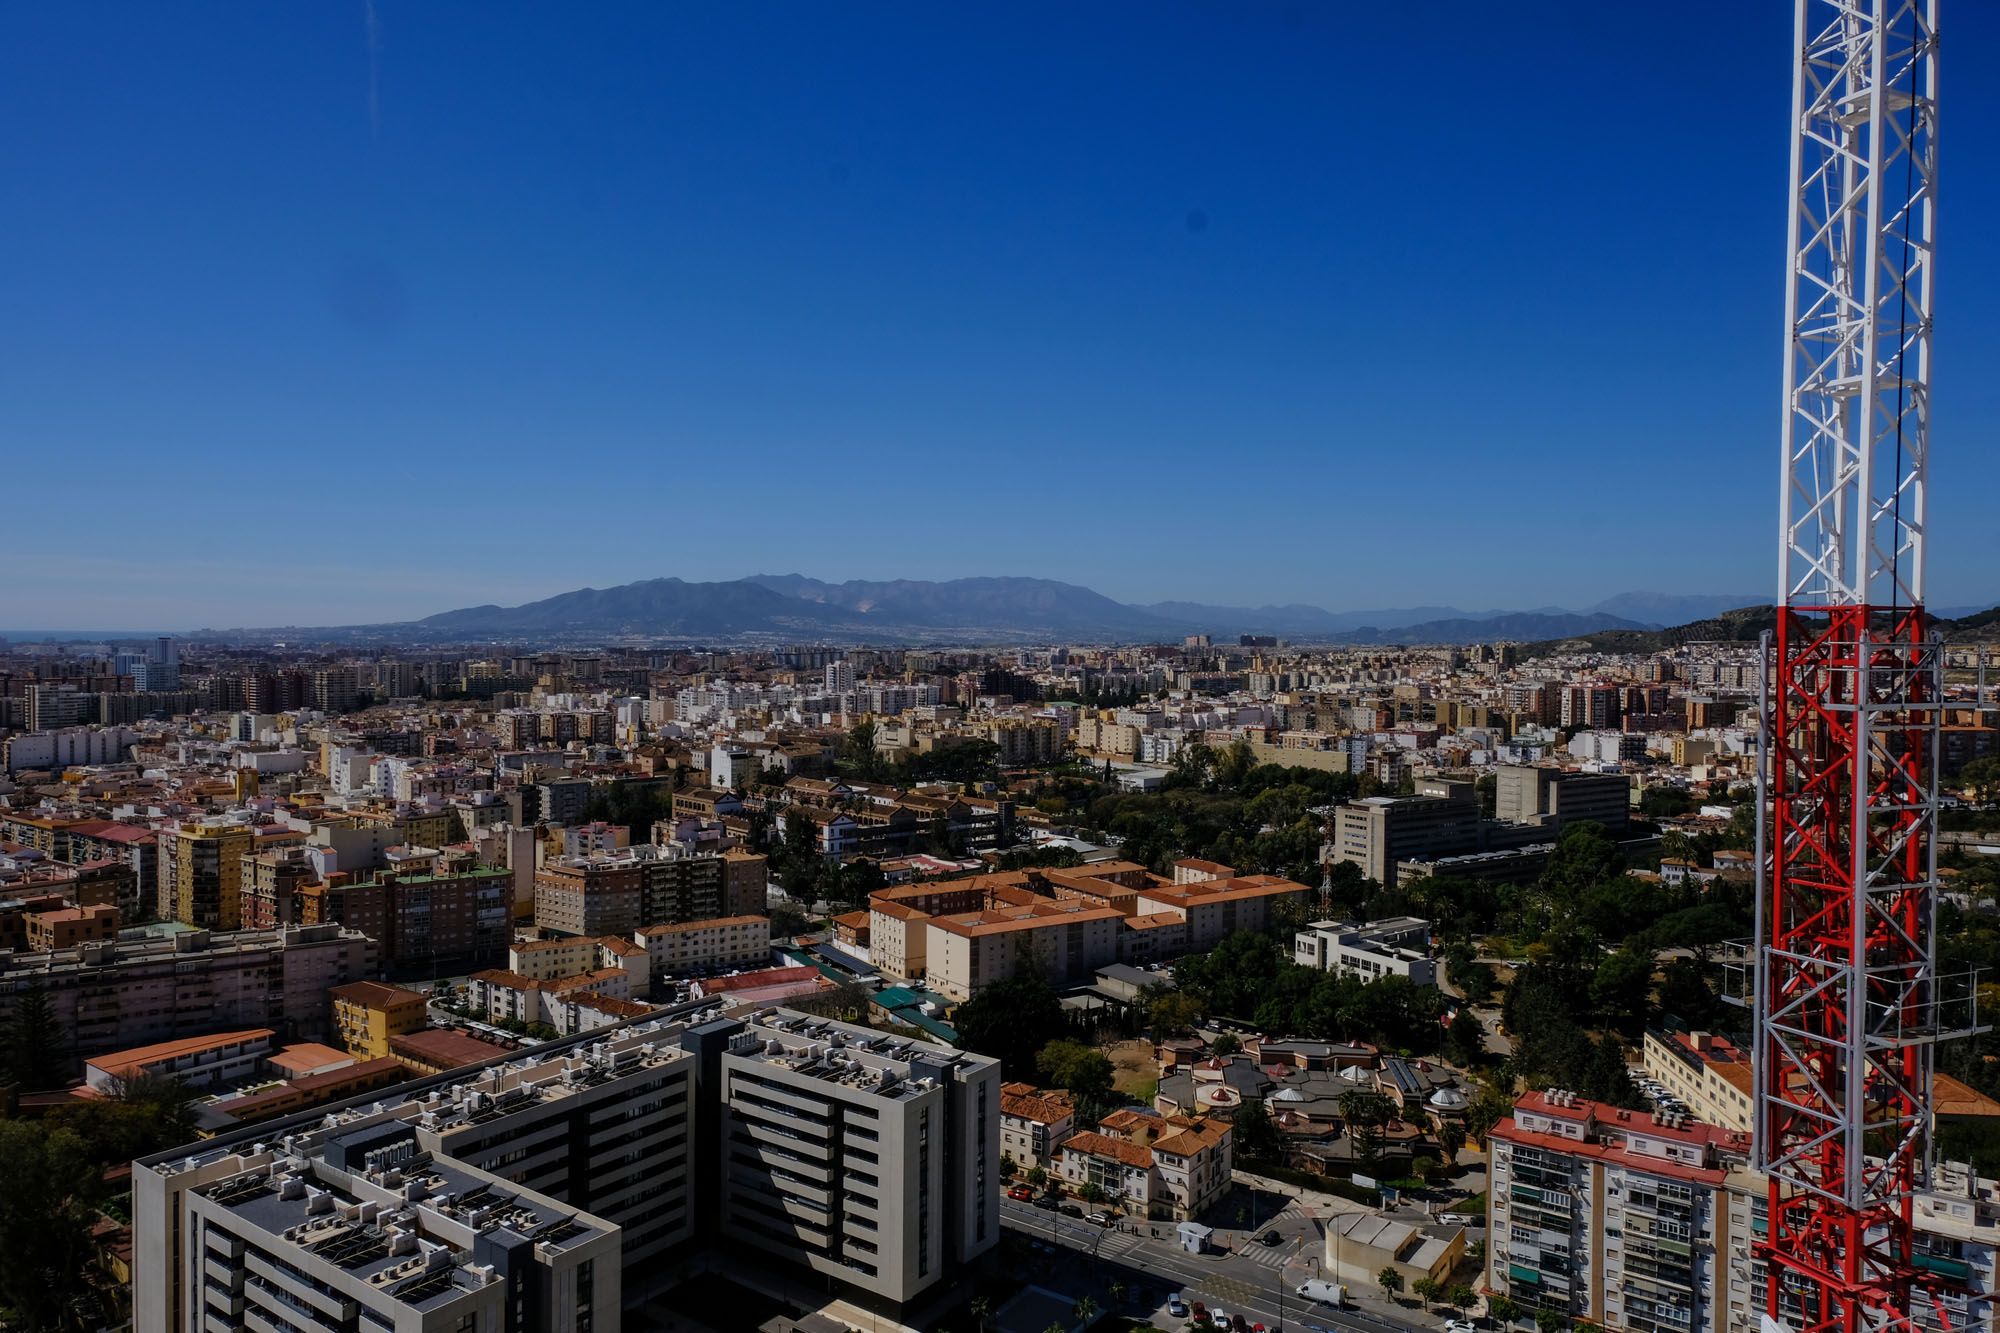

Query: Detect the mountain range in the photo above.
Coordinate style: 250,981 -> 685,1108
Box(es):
364,574 -> 1780,645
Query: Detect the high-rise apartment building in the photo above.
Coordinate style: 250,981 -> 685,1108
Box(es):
311,665 -> 359,714
133,1003 -> 1000,1329
1485,1090 -> 2000,1333
161,821 -> 255,930
0,923 -> 375,1062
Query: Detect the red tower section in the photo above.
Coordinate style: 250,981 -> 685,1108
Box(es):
1759,606 -> 1939,1333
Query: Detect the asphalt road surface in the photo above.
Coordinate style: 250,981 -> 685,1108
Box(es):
1000,1198 -> 1437,1333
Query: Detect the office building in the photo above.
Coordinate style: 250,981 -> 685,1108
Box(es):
1328,790 -> 1480,884
1494,765 -> 1631,832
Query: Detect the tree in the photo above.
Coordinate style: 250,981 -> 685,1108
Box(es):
1445,1007 -> 1486,1068
1080,1181 -> 1106,1206
0,1119 -> 108,1331
969,1296 -> 992,1332
1412,1277 -> 1441,1310
1657,956 -> 1722,1027
1378,1267 -> 1405,1301
1232,1096 -> 1284,1163
1072,1295 -> 1099,1325
1145,988 -> 1202,1038
1489,1294 -> 1524,1325
954,975 -> 1068,1077
1036,1039 -> 1115,1119
1448,1283 -> 1477,1312
1536,1307 -> 1571,1333
1439,1121 -> 1468,1162
999,1153 -> 1017,1180
1539,821 -> 1625,906
1026,1166 -> 1047,1189
1590,944 -> 1656,1034
1211,1032 -> 1241,1056
1341,1089 -> 1396,1167
4,983 -> 65,1091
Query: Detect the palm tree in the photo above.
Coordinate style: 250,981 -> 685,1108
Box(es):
1072,1294 -> 1099,1326
1108,1277 -> 1127,1305
969,1295 -> 992,1332
1440,1122 -> 1468,1162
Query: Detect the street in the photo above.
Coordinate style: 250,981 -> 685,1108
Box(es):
1000,1197 -> 1438,1333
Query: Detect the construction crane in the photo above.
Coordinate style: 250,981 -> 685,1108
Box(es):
1752,3 -> 1966,1333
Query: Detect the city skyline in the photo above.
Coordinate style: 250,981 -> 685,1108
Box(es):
8,5 -> 2000,627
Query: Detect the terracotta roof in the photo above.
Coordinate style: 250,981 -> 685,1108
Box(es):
637,914 -> 768,937
1061,1130 -> 1153,1171
86,1028 -> 274,1081
1000,1082 -> 1075,1125
389,1028 -> 515,1070
699,964 -> 822,992
330,980 -> 427,1010
1936,1074 -> 2000,1119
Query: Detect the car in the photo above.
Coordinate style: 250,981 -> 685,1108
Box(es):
1033,1194 -> 1057,1210
1209,1309 -> 1228,1328
1059,1203 -> 1084,1218
1259,1229 -> 1282,1246
1444,1320 -> 1481,1333
1168,1293 -> 1190,1317
1086,1210 -> 1111,1225
1191,1301 -> 1208,1324
1230,1316 -> 1251,1332
1007,1185 -> 1032,1201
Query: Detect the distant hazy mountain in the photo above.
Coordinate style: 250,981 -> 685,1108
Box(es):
414,578 -> 864,637
742,574 -> 1183,637
1138,600 -> 1481,636
1586,591 -> 1766,625
390,575 -> 1761,645
1327,611 -> 1652,645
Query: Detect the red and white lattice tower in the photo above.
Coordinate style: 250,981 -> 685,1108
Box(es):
1753,3 -> 1945,1333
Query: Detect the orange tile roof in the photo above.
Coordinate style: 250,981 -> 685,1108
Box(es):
86,1029 -> 274,1082
999,1083 -> 1075,1125
1062,1130 -> 1153,1171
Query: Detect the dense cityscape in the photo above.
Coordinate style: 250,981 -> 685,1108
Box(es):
0,611 -> 1991,1331
9,1 -> 1996,1331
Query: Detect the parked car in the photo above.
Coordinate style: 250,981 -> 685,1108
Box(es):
1007,1185 -> 1032,1201
1086,1210 -> 1111,1226
1444,1319 -> 1481,1333
1032,1194 -> 1057,1210
1168,1292 -> 1190,1317
1059,1203 -> 1084,1218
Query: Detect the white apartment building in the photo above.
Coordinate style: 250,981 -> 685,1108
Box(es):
1292,916 -> 1435,985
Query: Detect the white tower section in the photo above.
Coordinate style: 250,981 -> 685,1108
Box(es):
1778,0 -> 1937,609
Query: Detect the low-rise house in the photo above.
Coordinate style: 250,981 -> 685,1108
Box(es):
1000,1082 -> 1076,1169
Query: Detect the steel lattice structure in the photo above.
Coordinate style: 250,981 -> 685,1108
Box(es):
1754,4 -> 1943,1333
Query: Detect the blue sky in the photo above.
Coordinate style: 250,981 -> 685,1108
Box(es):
6,4 -> 1998,629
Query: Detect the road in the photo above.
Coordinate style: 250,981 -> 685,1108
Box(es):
1000,1197 -> 1435,1333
